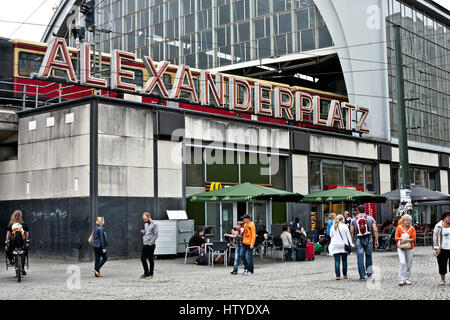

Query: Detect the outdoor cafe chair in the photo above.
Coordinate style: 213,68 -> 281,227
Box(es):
184,239 -> 201,264
209,241 -> 228,267
272,237 -> 287,262
416,227 -> 433,246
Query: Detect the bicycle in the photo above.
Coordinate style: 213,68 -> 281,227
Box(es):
5,240 -> 29,283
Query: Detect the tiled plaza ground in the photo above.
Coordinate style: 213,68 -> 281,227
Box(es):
0,246 -> 448,300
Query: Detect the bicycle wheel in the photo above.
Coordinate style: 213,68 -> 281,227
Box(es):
15,255 -> 22,282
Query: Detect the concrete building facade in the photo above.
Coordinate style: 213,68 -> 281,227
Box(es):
0,95 -> 448,260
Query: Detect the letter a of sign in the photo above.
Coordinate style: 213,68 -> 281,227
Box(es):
38,38 -> 77,83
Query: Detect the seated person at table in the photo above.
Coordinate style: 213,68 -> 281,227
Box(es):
280,225 -> 294,260
297,227 -> 308,248
290,217 -> 303,239
188,229 -> 206,255
256,225 -> 268,245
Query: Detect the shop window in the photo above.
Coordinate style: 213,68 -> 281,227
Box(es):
185,147 -> 204,187
309,158 -> 321,192
206,150 -> 239,183
391,166 -> 398,190
322,159 -> 343,189
364,164 -> 374,192
344,162 -> 364,187
414,168 -> 428,188
271,156 -> 286,190
240,152 -> 270,185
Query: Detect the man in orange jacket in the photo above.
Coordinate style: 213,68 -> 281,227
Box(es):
240,214 -> 256,275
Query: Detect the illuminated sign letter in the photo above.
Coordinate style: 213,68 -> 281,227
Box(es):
295,91 -> 313,121
200,71 -> 224,107
143,57 -> 169,98
341,102 -> 356,131
111,50 -> 136,92
312,95 -> 328,126
326,100 -> 345,129
274,87 -> 294,120
38,38 -> 77,83
254,82 -> 273,116
356,106 -> 370,133
79,43 -> 107,88
229,77 -> 251,112
170,65 -> 199,103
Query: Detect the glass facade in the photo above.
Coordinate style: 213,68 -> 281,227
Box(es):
308,158 -> 375,193
185,146 -> 286,189
94,0 -> 333,69
386,0 -> 449,148
390,166 -> 438,191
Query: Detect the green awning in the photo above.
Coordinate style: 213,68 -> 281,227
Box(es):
300,187 -> 387,204
188,182 -> 303,202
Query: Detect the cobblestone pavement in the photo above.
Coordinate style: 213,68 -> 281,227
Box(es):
0,246 -> 448,300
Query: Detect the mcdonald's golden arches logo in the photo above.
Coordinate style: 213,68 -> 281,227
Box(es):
210,182 -> 223,191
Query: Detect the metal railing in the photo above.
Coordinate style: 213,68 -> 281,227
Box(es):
0,80 -> 100,109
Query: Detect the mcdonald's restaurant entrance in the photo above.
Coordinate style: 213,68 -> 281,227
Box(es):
205,201 -> 270,241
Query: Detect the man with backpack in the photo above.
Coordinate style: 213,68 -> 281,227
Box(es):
350,205 -> 379,280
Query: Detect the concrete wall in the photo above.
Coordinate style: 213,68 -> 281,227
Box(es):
310,134 -> 378,160
379,163 -> 391,194
97,103 -> 154,197
185,115 -> 290,150
391,147 -> 440,167
0,104 -> 92,260
0,104 -> 90,200
292,154 -> 309,195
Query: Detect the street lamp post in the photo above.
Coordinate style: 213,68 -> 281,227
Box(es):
393,24 -> 412,212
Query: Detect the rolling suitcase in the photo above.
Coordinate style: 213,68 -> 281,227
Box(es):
295,247 -> 306,261
306,242 -> 315,260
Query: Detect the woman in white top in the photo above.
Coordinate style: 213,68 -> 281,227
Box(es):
329,214 -> 355,280
433,211 -> 450,286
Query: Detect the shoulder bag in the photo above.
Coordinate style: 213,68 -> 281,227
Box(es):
337,226 -> 352,253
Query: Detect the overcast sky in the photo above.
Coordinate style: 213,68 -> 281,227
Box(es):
0,0 -> 449,42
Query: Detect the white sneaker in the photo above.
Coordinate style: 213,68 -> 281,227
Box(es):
242,270 -> 248,275
246,272 -> 253,276
399,280 -> 406,286
439,279 -> 445,286
405,280 -> 412,285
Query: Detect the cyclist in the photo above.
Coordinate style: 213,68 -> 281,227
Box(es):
5,210 -> 29,276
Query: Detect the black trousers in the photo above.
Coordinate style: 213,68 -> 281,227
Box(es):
437,249 -> 450,275
93,247 -> 108,272
141,245 -> 156,276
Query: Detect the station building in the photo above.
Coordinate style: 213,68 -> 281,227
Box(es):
0,0 -> 447,259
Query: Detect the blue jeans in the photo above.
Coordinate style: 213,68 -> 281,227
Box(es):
93,247 -> 107,272
285,247 -> 293,258
241,244 -> 254,273
334,253 -> 348,277
233,248 -> 240,271
355,236 -> 373,278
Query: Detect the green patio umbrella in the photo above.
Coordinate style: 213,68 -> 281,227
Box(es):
188,182 -> 303,202
300,187 -> 387,204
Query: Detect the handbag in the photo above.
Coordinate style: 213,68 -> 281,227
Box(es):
398,228 -> 411,249
337,226 -> 352,253
88,230 -> 94,245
